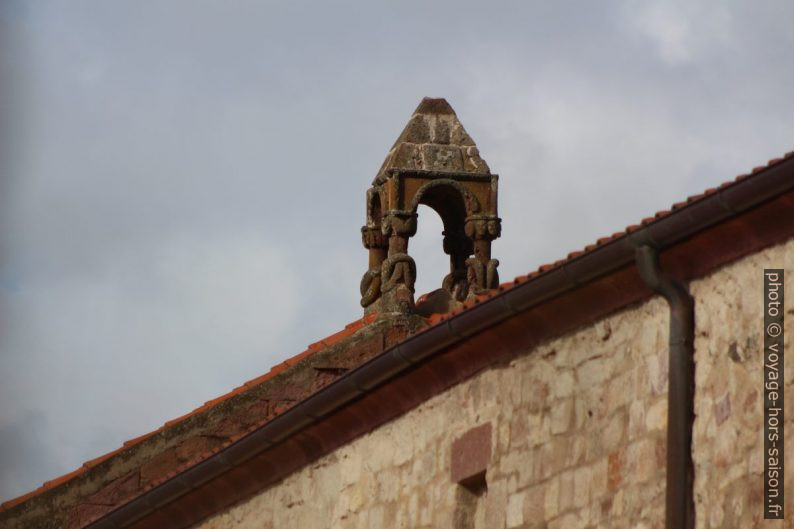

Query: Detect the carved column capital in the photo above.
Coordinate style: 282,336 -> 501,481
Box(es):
464,215 -> 501,241
382,210 -> 418,238
361,226 -> 389,250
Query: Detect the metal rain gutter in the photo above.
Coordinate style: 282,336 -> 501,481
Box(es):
636,246 -> 695,529
89,156 -> 794,528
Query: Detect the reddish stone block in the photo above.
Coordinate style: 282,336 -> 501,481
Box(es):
451,423 -> 492,485
608,451 -> 622,491
714,394 -> 731,425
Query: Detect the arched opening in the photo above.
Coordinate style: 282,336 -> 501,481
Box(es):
410,181 -> 473,312
411,204 -> 448,297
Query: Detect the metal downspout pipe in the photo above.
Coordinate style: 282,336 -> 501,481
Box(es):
635,245 -> 695,529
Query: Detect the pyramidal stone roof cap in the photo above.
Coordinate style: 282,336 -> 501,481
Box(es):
373,97 -> 489,185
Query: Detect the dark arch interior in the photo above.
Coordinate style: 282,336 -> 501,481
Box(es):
417,184 -> 468,238
368,190 -> 383,226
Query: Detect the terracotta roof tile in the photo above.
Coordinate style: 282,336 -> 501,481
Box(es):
42,468 -> 85,490
202,395 -> 228,408
83,446 -> 127,469
266,362 -> 289,377
163,408 -> 204,429
1,466 -> 89,512
425,313 -> 444,325
122,431 -> 159,448
1,488 -> 42,511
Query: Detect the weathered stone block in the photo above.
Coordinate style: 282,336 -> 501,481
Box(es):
421,144 -> 463,172
396,114 -> 430,144
450,123 -> 475,146
506,491 -> 524,528
550,398 -> 573,435
450,422 -> 492,485
390,143 -> 423,171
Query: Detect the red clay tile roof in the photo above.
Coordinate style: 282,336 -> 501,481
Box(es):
2,149 -> 793,527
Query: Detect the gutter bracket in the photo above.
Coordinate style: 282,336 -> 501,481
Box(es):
635,245 -> 695,529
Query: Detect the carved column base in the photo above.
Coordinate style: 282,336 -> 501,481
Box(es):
379,253 -> 416,313
442,270 -> 469,302
465,257 -> 499,297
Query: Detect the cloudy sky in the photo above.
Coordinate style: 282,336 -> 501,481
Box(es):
1,0 -> 793,501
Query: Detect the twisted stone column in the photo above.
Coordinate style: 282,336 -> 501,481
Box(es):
379,210 -> 418,313
442,229 -> 473,301
359,226 -> 388,310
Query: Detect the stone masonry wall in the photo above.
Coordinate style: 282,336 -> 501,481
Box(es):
199,237 -> 793,529
691,238 -> 793,528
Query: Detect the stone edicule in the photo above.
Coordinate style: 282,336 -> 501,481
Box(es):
360,97 -> 500,315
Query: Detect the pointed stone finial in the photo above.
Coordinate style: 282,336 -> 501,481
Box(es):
360,98 -> 501,315
373,97 -> 490,185
414,97 -> 456,114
